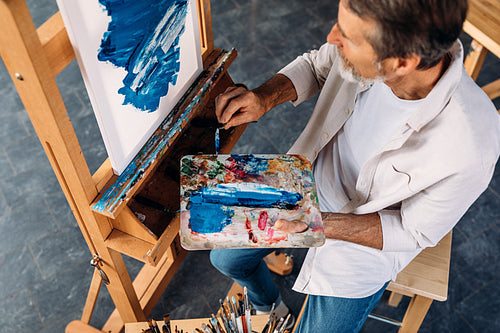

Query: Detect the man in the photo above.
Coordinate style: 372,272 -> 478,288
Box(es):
210,0 -> 500,331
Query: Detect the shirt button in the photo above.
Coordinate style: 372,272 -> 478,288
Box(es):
345,108 -> 350,115
323,132 -> 328,139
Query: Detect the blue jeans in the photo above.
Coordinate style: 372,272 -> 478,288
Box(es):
210,248 -> 389,332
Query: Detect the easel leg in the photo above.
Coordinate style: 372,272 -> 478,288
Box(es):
101,248 -> 146,328
464,39 -> 488,81
398,295 -> 433,333
102,236 -> 188,332
81,269 -> 103,324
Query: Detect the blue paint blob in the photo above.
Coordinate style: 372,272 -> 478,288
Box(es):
230,154 -> 270,174
190,183 -> 302,208
188,183 -> 303,234
189,202 -> 234,233
98,0 -> 188,112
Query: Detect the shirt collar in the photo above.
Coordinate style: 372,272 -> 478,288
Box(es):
405,40 -> 464,132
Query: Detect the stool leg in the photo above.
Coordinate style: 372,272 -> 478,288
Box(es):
388,291 -> 404,307
398,295 -> 433,333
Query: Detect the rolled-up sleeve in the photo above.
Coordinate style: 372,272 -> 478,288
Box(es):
278,43 -> 337,105
380,164 -> 494,252
379,210 -> 419,252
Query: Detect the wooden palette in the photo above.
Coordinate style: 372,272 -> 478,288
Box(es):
180,154 -> 325,250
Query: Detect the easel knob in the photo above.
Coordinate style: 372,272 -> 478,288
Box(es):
90,254 -> 110,285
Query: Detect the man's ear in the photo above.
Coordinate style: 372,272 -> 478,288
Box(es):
392,54 -> 421,76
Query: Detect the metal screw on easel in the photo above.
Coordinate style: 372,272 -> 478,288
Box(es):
90,254 -> 110,285
15,73 -> 24,81
285,254 -> 294,266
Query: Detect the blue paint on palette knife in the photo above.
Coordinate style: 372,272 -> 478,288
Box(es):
98,0 -> 188,112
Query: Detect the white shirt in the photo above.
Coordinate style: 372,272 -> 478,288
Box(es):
315,82 -> 422,212
278,41 -> 500,298
309,82 -> 422,297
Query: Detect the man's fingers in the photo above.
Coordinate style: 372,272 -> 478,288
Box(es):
274,219 -> 309,233
223,111 -> 255,129
215,86 -> 247,121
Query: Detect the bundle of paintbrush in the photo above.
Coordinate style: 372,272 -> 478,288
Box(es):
141,287 -> 293,333
186,287 -> 255,333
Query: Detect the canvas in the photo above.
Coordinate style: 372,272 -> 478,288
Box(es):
180,154 -> 325,250
56,0 -> 203,174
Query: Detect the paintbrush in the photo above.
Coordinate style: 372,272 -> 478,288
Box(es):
219,299 -> 234,333
232,296 -> 244,333
260,303 -> 275,333
210,314 -> 223,333
278,314 -> 291,333
243,287 -> 252,333
207,322 -> 216,333
215,127 -> 220,154
227,296 -> 237,332
201,323 -> 211,333
152,319 -> 161,333
148,319 -> 159,333
237,292 -> 247,333
272,317 -> 284,333
267,314 -> 277,333
163,314 -> 171,333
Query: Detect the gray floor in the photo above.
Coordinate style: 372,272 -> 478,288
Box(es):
1,0 -> 499,332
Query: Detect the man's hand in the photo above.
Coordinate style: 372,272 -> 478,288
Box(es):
274,213 -> 384,250
214,74 -> 298,129
274,219 -> 309,233
215,85 -> 267,129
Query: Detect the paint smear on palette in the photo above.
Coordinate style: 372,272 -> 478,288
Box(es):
188,183 -> 303,233
180,154 -> 325,250
98,0 -> 188,112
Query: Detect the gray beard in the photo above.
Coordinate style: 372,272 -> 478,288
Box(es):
335,47 -> 384,85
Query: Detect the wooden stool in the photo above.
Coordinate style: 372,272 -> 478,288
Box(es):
292,231 -> 452,333
463,0 -> 500,113
380,231 -> 452,332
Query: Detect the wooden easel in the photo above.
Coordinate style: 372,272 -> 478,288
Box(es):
0,1 -> 246,332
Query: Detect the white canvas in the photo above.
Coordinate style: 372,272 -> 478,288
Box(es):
56,0 -> 203,174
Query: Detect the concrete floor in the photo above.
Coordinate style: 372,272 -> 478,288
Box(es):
0,0 -> 499,332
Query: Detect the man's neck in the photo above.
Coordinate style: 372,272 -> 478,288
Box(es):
385,54 -> 451,100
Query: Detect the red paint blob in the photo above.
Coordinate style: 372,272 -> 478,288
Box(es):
245,217 -> 257,243
258,211 -> 268,231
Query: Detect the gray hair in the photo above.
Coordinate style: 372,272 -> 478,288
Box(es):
344,0 -> 468,69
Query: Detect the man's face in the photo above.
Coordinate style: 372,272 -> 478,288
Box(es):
327,0 -> 385,82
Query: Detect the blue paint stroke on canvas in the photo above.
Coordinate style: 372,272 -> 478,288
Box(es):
188,183 -> 303,233
98,0 -> 188,112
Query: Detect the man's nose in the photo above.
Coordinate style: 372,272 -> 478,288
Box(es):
327,24 -> 342,47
